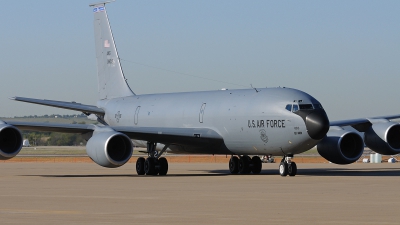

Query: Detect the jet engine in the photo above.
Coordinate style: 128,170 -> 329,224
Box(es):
364,122 -> 400,155
86,130 -> 133,168
0,124 -> 23,160
317,129 -> 364,164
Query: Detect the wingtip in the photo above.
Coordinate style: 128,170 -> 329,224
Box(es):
9,96 -> 16,100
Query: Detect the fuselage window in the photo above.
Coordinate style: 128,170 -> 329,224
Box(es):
292,104 -> 299,112
285,104 -> 292,112
299,104 -> 313,110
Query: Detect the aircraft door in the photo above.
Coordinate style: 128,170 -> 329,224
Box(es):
199,103 -> 206,123
134,106 -> 141,125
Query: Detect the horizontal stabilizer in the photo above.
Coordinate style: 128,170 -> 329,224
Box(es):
89,1 -> 114,7
11,97 -> 105,115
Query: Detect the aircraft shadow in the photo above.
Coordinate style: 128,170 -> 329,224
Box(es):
296,168 -> 400,177
209,168 -> 400,177
21,173 -> 231,178
19,167 -> 400,178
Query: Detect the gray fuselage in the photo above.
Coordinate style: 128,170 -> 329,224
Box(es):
99,87 -> 323,156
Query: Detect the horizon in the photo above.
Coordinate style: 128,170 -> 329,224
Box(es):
1,0 -> 399,120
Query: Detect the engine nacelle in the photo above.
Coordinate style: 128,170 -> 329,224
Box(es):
86,130 -> 133,168
317,129 -> 364,164
0,124 -> 23,160
364,122 -> 400,155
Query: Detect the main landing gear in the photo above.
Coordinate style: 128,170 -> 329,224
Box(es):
136,142 -> 169,176
279,155 -> 297,177
229,155 -> 262,174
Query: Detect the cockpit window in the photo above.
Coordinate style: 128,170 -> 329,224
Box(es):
299,104 -> 313,110
313,104 -> 323,109
287,103 -> 323,113
292,104 -> 299,112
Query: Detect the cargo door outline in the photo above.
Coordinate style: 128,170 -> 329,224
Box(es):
134,106 -> 141,125
199,103 -> 206,123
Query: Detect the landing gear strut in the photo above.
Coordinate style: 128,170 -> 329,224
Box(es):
279,155 -> 297,177
136,142 -> 169,176
229,155 -> 262,174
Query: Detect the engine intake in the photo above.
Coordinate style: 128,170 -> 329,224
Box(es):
0,124 -> 23,160
317,129 -> 364,164
86,130 -> 133,168
364,122 -> 400,155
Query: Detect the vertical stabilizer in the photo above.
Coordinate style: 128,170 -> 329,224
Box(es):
90,1 -> 135,100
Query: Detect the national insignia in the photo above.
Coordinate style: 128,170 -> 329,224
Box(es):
259,129 -> 268,143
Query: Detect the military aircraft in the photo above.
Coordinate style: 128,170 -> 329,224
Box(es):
1,1 -> 399,177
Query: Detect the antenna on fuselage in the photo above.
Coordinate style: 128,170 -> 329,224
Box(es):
250,84 -> 260,93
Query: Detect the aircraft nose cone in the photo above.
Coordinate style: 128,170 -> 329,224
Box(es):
305,109 -> 330,140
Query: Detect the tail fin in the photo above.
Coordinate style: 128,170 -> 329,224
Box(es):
90,1 -> 135,100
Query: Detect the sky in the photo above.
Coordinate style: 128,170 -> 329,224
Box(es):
0,0 -> 399,120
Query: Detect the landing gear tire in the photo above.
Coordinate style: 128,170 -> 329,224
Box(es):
251,156 -> 262,174
279,161 -> 288,177
239,156 -> 251,174
288,162 -> 297,177
158,157 -> 168,176
229,156 -> 239,174
136,157 -> 145,175
145,158 -> 157,175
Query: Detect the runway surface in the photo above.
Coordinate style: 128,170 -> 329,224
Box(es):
1,162 -> 400,224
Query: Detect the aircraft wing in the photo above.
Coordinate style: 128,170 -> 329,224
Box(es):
329,114 -> 400,132
5,120 -> 223,146
5,121 -> 95,134
10,96 -> 105,115
112,126 -> 223,146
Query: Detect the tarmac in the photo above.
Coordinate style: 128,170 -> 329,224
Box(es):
1,162 -> 400,224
